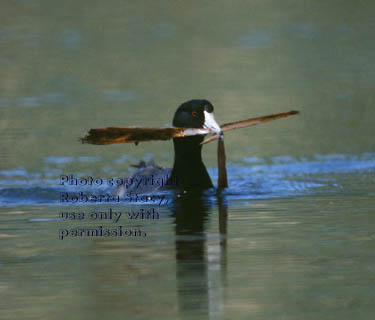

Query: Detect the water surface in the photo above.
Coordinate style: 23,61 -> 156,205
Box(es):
1,1 -> 375,319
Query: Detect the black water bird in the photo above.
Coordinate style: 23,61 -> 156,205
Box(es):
115,99 -> 222,195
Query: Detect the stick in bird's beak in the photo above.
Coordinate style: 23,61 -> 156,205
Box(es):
203,111 -> 223,136
202,111 -> 228,190
80,110 -> 299,145
217,134 -> 228,190
201,110 -> 299,145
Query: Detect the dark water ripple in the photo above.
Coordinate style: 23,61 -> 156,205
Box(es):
0,153 -> 374,206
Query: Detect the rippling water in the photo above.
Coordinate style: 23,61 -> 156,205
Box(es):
1,0 -> 375,319
1,153 -> 375,319
1,153 -> 374,206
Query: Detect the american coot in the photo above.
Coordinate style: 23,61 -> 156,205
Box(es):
115,99 -> 222,196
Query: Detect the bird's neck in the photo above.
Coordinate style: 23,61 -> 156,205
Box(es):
170,136 -> 213,190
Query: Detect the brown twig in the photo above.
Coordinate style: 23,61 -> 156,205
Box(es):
80,110 -> 299,145
201,110 -> 299,145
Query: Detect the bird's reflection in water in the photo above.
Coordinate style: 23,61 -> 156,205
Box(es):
171,191 -> 228,318
217,193 -> 228,284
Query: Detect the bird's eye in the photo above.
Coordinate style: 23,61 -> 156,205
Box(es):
192,111 -> 197,117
